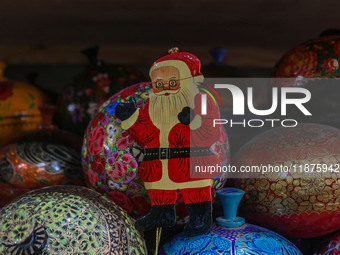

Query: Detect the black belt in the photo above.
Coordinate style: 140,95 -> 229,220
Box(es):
143,147 -> 214,161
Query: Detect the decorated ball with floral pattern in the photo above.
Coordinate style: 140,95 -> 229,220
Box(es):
271,35 -> 340,127
0,186 -> 146,255
82,82 -> 230,221
229,124 -> 340,238
272,35 -> 340,83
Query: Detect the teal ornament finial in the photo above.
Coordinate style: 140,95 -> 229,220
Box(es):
216,188 -> 245,228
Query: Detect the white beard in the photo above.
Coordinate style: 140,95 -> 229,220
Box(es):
148,80 -> 199,130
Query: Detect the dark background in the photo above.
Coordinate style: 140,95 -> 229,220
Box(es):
2,0 -> 340,94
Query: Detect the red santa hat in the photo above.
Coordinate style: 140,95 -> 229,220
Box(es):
149,47 -> 204,83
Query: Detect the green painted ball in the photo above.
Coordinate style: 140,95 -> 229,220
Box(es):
0,185 -> 146,254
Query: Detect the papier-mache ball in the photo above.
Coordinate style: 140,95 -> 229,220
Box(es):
0,105 -> 85,206
0,63 -> 50,145
271,34 -> 340,127
230,123 -> 340,238
0,185 -> 146,254
160,188 -> 302,255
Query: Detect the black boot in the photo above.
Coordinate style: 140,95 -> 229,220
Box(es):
184,201 -> 212,237
135,204 -> 176,232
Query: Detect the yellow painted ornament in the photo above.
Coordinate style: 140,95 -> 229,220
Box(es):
0,63 -> 50,145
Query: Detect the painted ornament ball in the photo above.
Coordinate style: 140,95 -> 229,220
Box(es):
160,188 -> 302,255
0,63 -> 50,145
229,123 -> 340,238
0,105 -> 85,206
82,82 -> 230,220
0,186 -> 146,254
160,224 -> 302,255
271,35 -> 340,127
0,137 -> 84,206
272,35 -> 340,82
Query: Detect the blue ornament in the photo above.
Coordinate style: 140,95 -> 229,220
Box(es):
159,188 -> 302,255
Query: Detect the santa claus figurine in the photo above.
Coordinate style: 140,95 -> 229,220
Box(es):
115,48 -> 222,236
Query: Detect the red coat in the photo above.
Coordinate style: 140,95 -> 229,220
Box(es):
127,92 -> 222,183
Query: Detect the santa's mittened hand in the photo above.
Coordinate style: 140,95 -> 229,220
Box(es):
115,97 -> 137,121
178,107 -> 195,125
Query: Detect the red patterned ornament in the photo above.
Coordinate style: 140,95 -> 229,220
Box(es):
229,123 -> 340,238
272,35 -> 340,82
271,34 -> 340,128
0,105 -> 84,206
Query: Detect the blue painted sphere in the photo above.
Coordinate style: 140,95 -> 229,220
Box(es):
160,188 -> 302,255
159,223 -> 302,255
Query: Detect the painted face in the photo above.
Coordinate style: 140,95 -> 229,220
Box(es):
150,66 -> 181,95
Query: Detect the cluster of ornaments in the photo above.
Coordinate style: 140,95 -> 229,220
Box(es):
0,36 -> 339,254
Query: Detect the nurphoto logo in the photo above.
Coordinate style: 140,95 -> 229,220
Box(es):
200,83 -> 312,128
